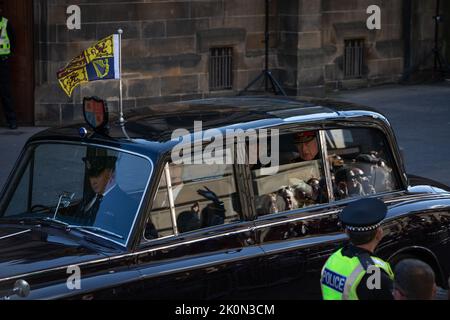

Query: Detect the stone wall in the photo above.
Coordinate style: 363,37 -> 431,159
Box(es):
296,0 -> 324,96
33,0 -> 444,125
273,0 -> 406,96
277,0 -> 298,95
34,0 -> 277,125
319,0 -> 404,92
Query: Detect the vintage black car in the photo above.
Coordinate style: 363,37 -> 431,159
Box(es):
1,96 -> 449,300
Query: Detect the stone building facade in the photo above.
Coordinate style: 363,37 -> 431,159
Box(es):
29,0 -> 449,125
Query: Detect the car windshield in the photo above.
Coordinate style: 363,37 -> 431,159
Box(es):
0,143 -> 152,245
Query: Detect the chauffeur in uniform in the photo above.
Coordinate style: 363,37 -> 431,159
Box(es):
320,198 -> 394,300
82,151 -> 138,239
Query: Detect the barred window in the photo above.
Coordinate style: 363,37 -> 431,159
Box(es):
209,47 -> 233,91
344,39 -> 365,78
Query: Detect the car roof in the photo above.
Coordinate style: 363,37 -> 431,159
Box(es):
30,96 -> 386,153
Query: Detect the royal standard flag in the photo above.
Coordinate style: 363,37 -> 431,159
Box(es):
57,34 -> 120,97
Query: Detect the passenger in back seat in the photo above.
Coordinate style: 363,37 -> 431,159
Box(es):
292,131 -> 320,162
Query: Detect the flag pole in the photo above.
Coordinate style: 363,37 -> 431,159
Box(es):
118,28 -> 124,124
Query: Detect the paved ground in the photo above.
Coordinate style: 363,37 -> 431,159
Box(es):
0,82 -> 449,190
332,82 -> 450,187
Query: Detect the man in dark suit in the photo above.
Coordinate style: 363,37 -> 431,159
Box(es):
82,152 -> 139,239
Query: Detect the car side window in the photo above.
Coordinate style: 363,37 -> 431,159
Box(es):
170,163 -> 242,233
325,128 -> 399,200
143,172 -> 174,241
251,131 -> 328,217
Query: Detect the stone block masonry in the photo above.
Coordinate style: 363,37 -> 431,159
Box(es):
33,0 -> 446,125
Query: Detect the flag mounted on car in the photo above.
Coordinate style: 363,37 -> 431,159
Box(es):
57,34 -> 120,97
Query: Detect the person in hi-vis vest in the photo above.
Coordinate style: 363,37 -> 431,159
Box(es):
320,198 -> 395,300
0,7 -> 17,129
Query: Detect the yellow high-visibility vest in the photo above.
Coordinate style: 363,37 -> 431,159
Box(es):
321,248 -> 394,300
0,17 -> 11,56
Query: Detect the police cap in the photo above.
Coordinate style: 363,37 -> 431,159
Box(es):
340,198 -> 387,232
82,153 -> 117,177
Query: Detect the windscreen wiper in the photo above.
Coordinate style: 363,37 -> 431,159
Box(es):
69,226 -> 124,240
10,216 -> 71,229
0,216 -> 123,240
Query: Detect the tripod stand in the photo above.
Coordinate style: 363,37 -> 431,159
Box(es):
238,0 -> 287,96
403,0 -> 450,81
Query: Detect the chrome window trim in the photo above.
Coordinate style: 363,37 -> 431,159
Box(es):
140,158 -> 249,247
0,229 -> 31,240
164,162 -> 179,236
18,140 -> 154,248
319,129 -> 335,202
142,164 -> 175,242
141,159 -> 245,243
143,233 -> 175,243
253,209 -> 341,230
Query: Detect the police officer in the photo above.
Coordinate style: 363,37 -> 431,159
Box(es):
0,7 -> 17,129
320,198 -> 394,300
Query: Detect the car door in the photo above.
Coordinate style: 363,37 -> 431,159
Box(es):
128,159 -> 265,299
249,125 -> 404,299
244,128 -> 344,298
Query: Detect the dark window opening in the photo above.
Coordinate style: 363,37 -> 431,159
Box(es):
344,39 -> 365,78
209,47 -> 233,91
